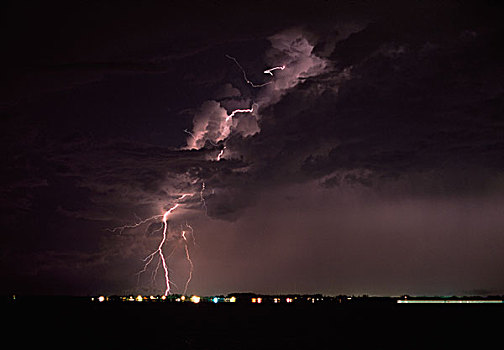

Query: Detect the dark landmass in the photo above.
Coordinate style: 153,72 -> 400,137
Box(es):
4,294 -> 503,349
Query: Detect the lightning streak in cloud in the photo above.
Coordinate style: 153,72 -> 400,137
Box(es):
212,103 -> 257,161
200,182 -> 208,214
264,65 -> 285,76
184,128 -> 196,141
226,54 -> 272,88
226,105 -> 255,121
216,147 -> 226,161
226,54 -> 286,88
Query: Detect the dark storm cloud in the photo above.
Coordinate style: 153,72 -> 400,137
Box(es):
46,139 -> 245,214
6,5 -> 502,215
232,8 -> 504,195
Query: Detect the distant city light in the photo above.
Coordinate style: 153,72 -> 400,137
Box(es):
85,294 -> 502,305
397,299 -> 503,304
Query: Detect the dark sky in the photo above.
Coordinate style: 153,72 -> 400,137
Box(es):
1,0 -> 503,296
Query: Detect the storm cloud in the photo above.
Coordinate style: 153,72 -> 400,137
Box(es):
1,0 -> 503,296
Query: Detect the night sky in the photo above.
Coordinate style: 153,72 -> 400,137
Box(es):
2,0 -> 503,296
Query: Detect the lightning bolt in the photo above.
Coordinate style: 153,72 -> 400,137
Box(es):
106,214 -> 163,235
109,193 -> 196,295
181,228 -> 194,296
200,182 -> 208,214
215,104 -> 256,161
184,128 -> 196,140
226,54 -> 272,88
184,222 -> 196,246
136,193 -> 200,295
150,203 -> 179,296
226,105 -> 255,121
216,146 -> 226,161
226,54 -> 285,88
264,65 -> 285,76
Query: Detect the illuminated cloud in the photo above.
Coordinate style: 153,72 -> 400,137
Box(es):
185,100 -> 231,149
185,28 -> 329,152
257,28 -> 328,108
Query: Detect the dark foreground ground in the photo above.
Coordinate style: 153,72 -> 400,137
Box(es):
4,297 -> 503,349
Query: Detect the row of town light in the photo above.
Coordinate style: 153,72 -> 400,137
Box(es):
93,295 -> 237,303
252,297 -> 294,303
93,295 -> 324,304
